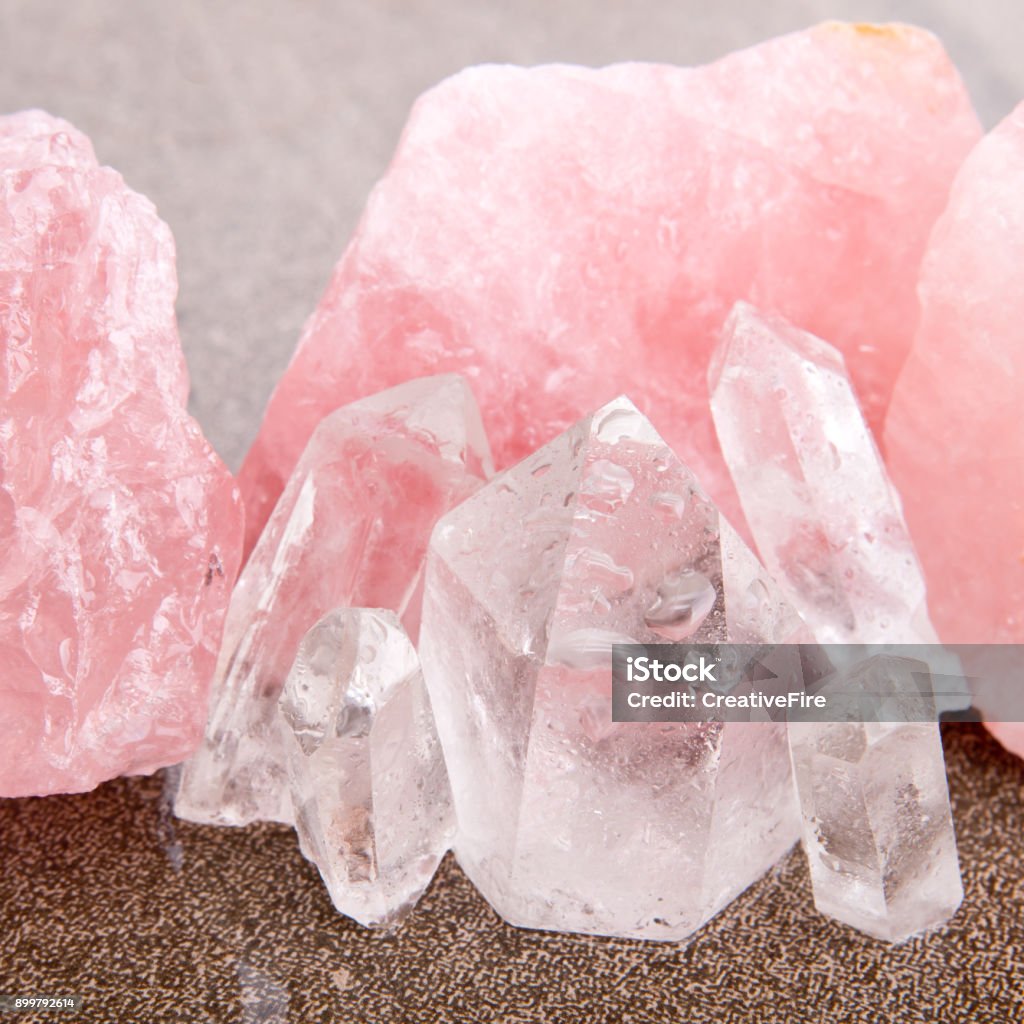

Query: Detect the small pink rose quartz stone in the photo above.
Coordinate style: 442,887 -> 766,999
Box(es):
238,22 -> 980,556
0,111 -> 243,797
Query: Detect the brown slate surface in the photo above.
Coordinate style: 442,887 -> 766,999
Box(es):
1,723 -> 1021,1023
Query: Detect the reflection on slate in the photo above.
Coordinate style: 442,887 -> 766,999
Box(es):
0,725 -> 1021,1023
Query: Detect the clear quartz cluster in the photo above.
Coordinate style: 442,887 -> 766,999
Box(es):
281,608 -> 453,928
162,27 -> 980,942
710,303 -> 962,941
418,396 -> 805,941
176,375 -> 488,926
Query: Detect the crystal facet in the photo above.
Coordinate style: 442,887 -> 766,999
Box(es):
710,304 -> 961,939
281,608 -> 453,928
710,302 -> 937,646
176,375 -> 491,826
238,24 -> 980,555
788,655 -> 963,942
0,110 -> 243,797
419,396 -> 804,941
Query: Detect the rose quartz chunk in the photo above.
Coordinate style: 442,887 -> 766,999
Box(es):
887,103 -> 1024,646
0,111 -> 243,797
239,23 -> 979,555
884,103 -> 1024,754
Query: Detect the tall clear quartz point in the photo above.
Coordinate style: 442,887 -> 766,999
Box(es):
177,375 -> 492,827
419,396 -> 806,941
710,303 -> 962,939
789,655 -> 963,942
710,301 -> 938,645
280,608 -> 453,928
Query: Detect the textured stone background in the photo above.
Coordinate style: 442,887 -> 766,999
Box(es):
1,2 -> 1023,1022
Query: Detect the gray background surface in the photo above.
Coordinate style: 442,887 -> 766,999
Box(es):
0,0 -> 1021,470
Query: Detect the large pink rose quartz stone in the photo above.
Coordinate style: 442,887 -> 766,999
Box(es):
238,23 -> 980,555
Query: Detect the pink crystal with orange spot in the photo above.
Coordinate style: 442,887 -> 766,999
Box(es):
238,22 -> 980,557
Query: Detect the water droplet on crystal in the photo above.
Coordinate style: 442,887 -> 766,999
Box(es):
593,404 -> 648,444
580,460 -> 634,512
548,627 -> 638,671
568,547 -> 634,592
644,570 -> 717,640
650,491 -> 686,521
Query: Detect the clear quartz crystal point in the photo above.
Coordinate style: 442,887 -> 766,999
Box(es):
176,374 -> 491,827
280,608 -> 453,928
710,303 -> 962,940
419,396 -> 806,941
788,655 -> 963,942
709,301 -> 937,646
